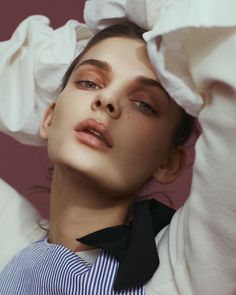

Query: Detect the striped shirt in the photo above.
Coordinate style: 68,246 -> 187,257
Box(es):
0,239 -> 145,294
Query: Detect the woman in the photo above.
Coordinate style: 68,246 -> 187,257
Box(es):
1,1 -> 236,294
0,22 -> 194,294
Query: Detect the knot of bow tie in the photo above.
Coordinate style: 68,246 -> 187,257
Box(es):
77,199 -> 175,291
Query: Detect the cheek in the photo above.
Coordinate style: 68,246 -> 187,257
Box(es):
50,95 -> 84,130
123,114 -> 170,156
115,117 -> 169,174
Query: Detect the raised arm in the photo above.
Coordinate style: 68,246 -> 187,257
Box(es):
146,28 -> 236,295
0,15 -> 91,145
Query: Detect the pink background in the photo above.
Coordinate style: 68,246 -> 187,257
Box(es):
0,0 -> 194,218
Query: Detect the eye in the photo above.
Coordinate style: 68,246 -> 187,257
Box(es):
75,80 -> 101,90
134,100 -> 157,115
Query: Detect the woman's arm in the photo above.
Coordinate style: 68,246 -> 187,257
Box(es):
0,15 -> 91,145
146,24 -> 236,295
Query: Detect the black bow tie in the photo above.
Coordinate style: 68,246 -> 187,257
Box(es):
77,199 -> 175,291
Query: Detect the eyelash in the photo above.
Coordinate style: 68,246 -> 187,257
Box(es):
133,100 -> 157,115
75,80 -> 101,90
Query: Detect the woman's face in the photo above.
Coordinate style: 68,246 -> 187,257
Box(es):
41,36 -> 183,197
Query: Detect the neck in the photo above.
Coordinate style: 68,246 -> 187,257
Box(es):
48,165 -> 135,252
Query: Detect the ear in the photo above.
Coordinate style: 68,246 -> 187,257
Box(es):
39,103 -> 56,141
153,146 -> 187,184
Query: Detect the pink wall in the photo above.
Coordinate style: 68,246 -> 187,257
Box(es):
0,1 -> 195,218
0,0 -> 85,40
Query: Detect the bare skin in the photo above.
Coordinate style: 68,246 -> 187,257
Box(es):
48,165 -> 135,251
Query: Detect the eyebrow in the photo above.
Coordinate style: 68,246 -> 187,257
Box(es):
74,59 -> 112,73
135,76 -> 171,104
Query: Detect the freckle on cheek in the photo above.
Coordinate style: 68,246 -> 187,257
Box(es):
125,111 -> 130,120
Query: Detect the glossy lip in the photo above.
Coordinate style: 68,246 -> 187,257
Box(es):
74,119 -> 114,149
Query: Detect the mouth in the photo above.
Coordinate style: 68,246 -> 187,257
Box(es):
74,119 -> 114,149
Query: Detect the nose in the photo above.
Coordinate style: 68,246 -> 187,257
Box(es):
91,93 -> 121,119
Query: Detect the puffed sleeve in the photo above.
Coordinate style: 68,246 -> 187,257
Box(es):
0,15 -> 92,145
85,0 -> 236,116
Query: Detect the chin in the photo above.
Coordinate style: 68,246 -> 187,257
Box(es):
48,145 -> 142,198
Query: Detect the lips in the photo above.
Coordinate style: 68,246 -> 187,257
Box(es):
74,119 -> 114,148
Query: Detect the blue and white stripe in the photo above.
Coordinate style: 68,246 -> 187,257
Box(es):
0,239 -> 145,294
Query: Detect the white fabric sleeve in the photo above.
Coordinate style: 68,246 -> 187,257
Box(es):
85,1 -> 236,294
146,27 -> 236,294
0,179 -> 46,271
84,0 -> 236,116
0,15 -> 92,145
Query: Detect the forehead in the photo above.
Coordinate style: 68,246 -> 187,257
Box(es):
77,37 -> 157,79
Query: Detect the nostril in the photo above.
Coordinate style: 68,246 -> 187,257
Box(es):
107,104 -> 114,113
95,100 -> 101,107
